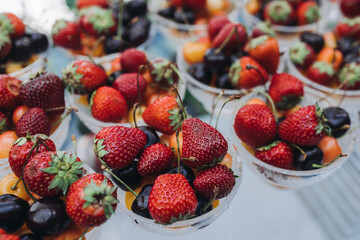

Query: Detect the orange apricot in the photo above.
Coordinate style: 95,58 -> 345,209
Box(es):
0,174 -> 30,201
12,105 -> 29,125
0,131 -> 17,158
317,136 -> 342,165
182,41 -> 208,65
317,48 -> 343,70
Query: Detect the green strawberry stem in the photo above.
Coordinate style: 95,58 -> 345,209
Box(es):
169,63 -> 184,84
72,135 -> 78,155
172,84 -> 188,120
92,35 -> 106,57
312,153 -> 347,168
116,0 -> 124,41
215,94 -> 247,129
176,130 -> 181,174
133,102 -> 140,129
215,26 -> 237,54
209,90 -> 225,125
101,165 -> 138,197
79,227 -> 89,240
245,64 -> 267,91
251,90 -> 278,122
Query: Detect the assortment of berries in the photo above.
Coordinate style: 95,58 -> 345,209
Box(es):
0,13 -> 49,75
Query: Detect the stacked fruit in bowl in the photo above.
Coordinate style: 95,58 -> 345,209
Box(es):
286,18 -> 360,110
228,72 -> 356,189
51,0 -> 153,60
66,48 -> 186,134
177,15 -> 284,115
0,12 -> 49,80
149,0 -> 239,46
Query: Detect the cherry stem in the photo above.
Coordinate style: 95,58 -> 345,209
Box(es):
116,0 -> 124,41
10,178 -> 21,191
78,227 -> 89,240
215,26 -> 237,54
50,107 -> 78,128
172,84 -> 187,120
251,89 -> 278,122
290,143 -> 307,162
72,135 -> 78,156
133,103 -> 139,129
246,64 -> 267,91
210,90 -> 225,125
101,165 -> 138,197
312,153 -> 348,168
176,131 -> 181,174
215,94 -> 244,129
169,64 -> 184,84
21,141 -> 40,202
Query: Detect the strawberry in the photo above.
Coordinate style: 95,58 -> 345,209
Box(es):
79,6 -> 116,37
234,104 -> 277,148
193,164 -> 235,200
9,134 -> 56,178
0,111 -> 9,134
137,143 -> 173,176
278,105 -> 331,146
66,173 -> 118,228
0,32 -> 11,60
307,61 -> 335,85
148,174 -> 197,224
335,17 -> 360,40
269,73 -> 304,110
77,0 -> 109,9
90,86 -> 128,122
51,20 -> 81,50
120,48 -> 147,73
263,1 -> 295,26
289,41 -> 316,69
212,23 -> 248,51
338,62 -> 360,90
1,13 -> 25,39
340,0 -> 360,18
170,0 -> 184,7
0,75 -> 21,112
297,1 -> 320,25
149,59 -> 179,87
0,229 -> 20,240
248,35 -> 279,74
19,72 -> 65,116
254,141 -> 293,169
251,21 -> 275,38
15,108 -> 50,137
62,60 -> 107,94
181,118 -> 228,168
112,73 -> 147,107
24,151 -> 83,197
184,0 -> 206,9
142,96 -> 183,135
229,56 -> 269,89
208,15 -> 231,40
94,126 -> 146,169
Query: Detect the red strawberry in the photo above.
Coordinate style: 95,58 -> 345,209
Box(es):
0,75 -> 21,112
251,21 -> 275,38
254,141 -> 293,169
77,0 -> 109,9
137,143 -> 173,176
212,23 -> 248,51
208,15 -> 231,40
307,61 -> 335,85
62,60 -> 107,94
66,173 -> 118,228
229,56 -> 269,89
90,86 -> 128,122
338,62 -> 360,90
120,48 -> 147,73
263,1 -> 295,26
94,126 -> 146,169
149,59 -> 179,87
0,32 -> 11,60
19,72 -> 65,116
269,73 -> 304,110
142,96 -> 183,135
0,111 -> 9,134
181,118 -> 228,168
24,151 -> 83,197
297,1 -> 320,25
184,0 -> 206,9
51,19 -> 81,50
112,73 -> 147,107
193,164 -> 235,200
9,134 -> 56,178
148,174 -> 197,224
170,0 -> 184,7
234,104 -> 277,148
79,6 -> 117,36
248,35 -> 279,74
2,13 -> 25,39
278,105 -> 330,146
289,41 -> 316,69
0,229 -> 20,240
15,108 -> 50,137
336,17 -> 360,40
340,0 -> 360,18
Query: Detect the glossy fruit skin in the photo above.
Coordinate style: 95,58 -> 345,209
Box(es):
255,141 -> 294,169
28,33 -> 48,53
203,48 -> 228,73
15,108 -> 50,137
26,197 -> 70,236
234,104 -> 277,148
131,184 -> 153,219
166,164 -> 195,186
208,15 -> 231,40
158,7 -> 175,19
51,20 -> 81,50
0,194 -> 30,233
120,48 -> 147,73
184,0 -> 206,9
337,37 -> 356,55
138,126 -> 160,150
104,38 -> 130,54
340,0 -> 360,17
9,36 -> 32,62
195,193 -> 212,216
111,160 -> 143,191
122,17 -> 151,46
107,70 -> 122,86
137,143 -> 173,176
187,63 -> 212,85
300,32 -> 324,52
19,234 -> 43,240
293,146 -> 323,170
323,107 -> 351,138
126,0 -> 147,18
248,36 -> 279,74
173,8 -> 196,24
215,74 -> 233,89
0,74 -> 21,112
112,73 -> 147,107
213,23 -> 248,51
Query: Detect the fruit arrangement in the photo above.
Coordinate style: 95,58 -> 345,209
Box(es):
0,12 -> 49,75
51,0 -> 152,58
288,22 -> 360,90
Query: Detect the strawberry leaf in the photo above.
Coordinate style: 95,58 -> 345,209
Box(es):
290,42 -> 310,65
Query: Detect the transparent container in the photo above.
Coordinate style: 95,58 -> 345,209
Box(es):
110,134 -> 243,235
229,87 -> 356,190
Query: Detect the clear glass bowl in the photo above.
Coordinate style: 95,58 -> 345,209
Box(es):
286,50 -> 360,114
229,87 -> 356,189
110,133 -> 242,235
176,45 -> 285,116
71,55 -> 187,134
